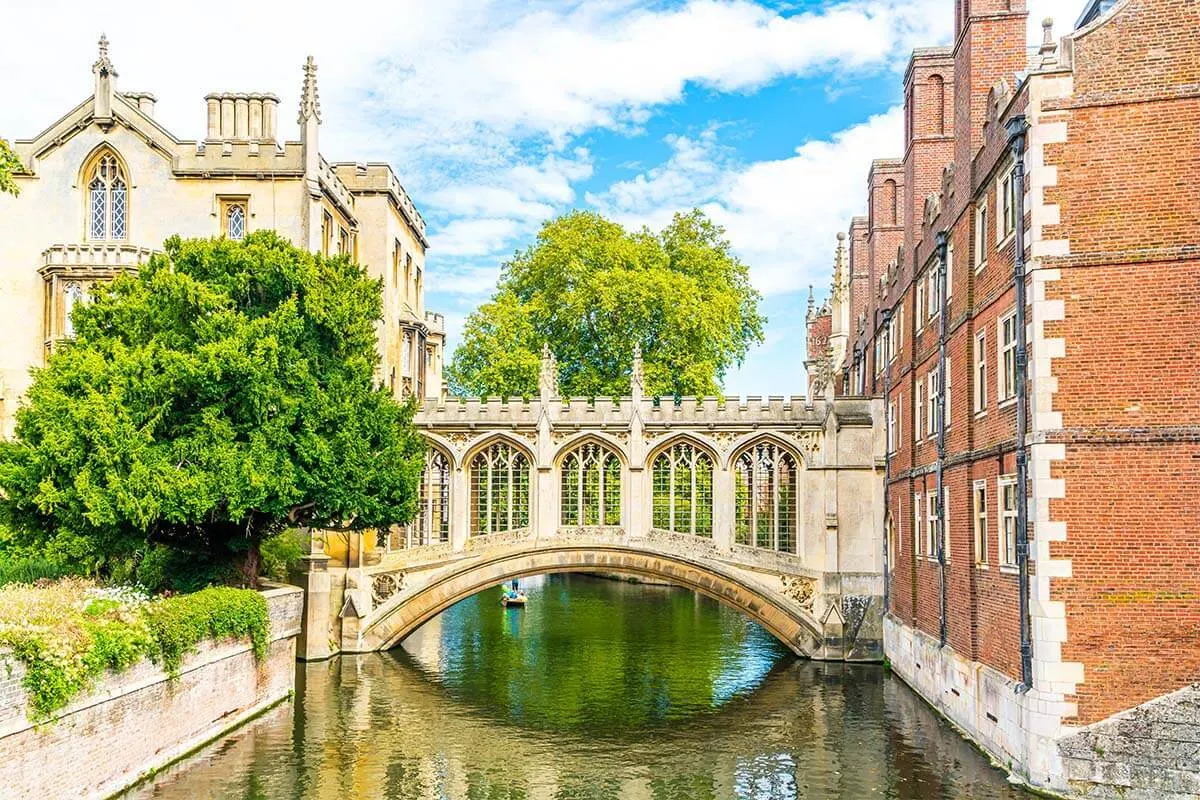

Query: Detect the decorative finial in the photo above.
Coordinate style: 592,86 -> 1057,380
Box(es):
538,343 -> 558,400
93,33 -> 116,77
630,344 -> 645,398
1039,18 -> 1058,65
299,56 -> 321,124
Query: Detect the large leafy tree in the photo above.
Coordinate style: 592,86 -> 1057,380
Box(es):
0,232 -> 425,584
447,210 -> 765,398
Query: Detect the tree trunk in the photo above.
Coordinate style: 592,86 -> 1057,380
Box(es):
239,536 -> 262,589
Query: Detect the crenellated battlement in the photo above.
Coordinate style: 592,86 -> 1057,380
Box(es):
415,395 -> 876,428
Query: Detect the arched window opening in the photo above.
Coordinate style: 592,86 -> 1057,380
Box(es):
930,75 -> 946,135
652,442 -> 714,537
85,152 -> 128,241
734,441 -> 799,553
227,204 -> 246,240
470,442 -> 530,536
883,179 -> 898,226
394,448 -> 451,549
561,441 -> 621,528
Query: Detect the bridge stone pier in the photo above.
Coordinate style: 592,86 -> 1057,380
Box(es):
296,357 -> 885,663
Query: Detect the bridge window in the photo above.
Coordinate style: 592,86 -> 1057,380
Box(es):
85,150 -> 128,241
397,448 -> 450,548
470,442 -> 530,536
651,442 -> 714,537
733,441 -> 798,553
561,441 -> 621,527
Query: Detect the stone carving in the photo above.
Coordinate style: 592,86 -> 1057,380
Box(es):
780,575 -> 815,610
539,343 -> 559,400
792,429 -> 823,460
942,162 -> 956,198
371,571 -> 404,605
923,193 -> 941,229
630,344 -> 644,398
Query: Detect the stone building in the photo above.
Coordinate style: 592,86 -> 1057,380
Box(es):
808,0 -> 1200,795
0,37 -> 444,437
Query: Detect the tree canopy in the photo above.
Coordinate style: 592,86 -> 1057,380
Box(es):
0,232 -> 425,584
0,137 -> 22,196
447,210 -> 765,398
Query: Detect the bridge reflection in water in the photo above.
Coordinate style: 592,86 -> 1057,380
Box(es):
125,575 -> 1029,800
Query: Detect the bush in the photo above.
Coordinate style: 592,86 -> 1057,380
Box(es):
0,557 -> 79,587
0,579 -> 269,718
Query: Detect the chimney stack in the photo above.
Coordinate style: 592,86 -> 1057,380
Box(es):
205,91 -> 280,144
124,92 -> 156,117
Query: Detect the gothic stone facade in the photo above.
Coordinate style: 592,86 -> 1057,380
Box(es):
0,38 -> 444,438
808,0 -> 1200,795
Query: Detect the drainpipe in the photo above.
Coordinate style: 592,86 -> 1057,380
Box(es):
880,308 -> 893,615
1005,114 -> 1034,692
934,230 -> 949,648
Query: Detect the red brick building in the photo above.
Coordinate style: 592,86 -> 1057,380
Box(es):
808,0 -> 1200,793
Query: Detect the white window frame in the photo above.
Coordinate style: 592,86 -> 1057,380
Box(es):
926,368 -> 938,439
887,401 -> 896,453
973,480 -> 988,566
914,493 -> 922,558
926,492 -> 938,559
916,281 -> 926,332
999,476 -> 1018,568
944,357 -> 952,429
997,164 -> 1016,245
914,381 -> 923,442
974,331 -> 988,414
975,199 -> 988,272
998,310 -> 1018,404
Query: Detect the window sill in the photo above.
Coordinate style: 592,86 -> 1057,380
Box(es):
999,564 -> 1019,575
974,262 -> 987,274
997,398 -> 1017,410
997,231 -> 1015,250
974,562 -> 989,570
973,409 -> 987,419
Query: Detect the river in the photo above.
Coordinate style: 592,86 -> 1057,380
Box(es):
124,573 -> 1030,799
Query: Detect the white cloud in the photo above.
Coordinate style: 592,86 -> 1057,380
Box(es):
589,107 -> 903,297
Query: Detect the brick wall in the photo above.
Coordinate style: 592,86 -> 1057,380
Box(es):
0,585 -> 303,800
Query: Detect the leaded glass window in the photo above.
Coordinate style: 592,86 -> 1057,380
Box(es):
63,283 -> 84,338
561,441 -> 622,527
85,152 -> 128,240
470,442 -> 530,536
651,441 -> 714,536
397,448 -> 450,549
227,204 -> 246,240
733,441 -> 799,553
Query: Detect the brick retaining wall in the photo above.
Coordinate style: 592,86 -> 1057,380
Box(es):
0,584 -> 303,800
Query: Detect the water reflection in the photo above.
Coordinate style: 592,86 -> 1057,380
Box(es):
125,574 -> 1029,800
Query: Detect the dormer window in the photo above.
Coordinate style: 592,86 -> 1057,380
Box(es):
86,151 -> 127,240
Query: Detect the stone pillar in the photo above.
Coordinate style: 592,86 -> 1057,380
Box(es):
220,96 -> 235,138
713,466 -> 735,549
297,528 -> 334,661
536,466 -> 556,538
451,467 -> 470,550
626,465 -> 645,537
234,95 -> 250,139
205,95 -> 220,139
248,95 -> 264,139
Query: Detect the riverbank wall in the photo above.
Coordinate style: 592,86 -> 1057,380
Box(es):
885,615 -> 1200,799
0,584 -> 303,800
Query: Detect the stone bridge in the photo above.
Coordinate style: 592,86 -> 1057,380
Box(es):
295,363 -> 885,662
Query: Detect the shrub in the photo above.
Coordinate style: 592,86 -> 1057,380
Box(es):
260,529 -> 306,583
0,557 -> 79,587
0,579 -> 269,718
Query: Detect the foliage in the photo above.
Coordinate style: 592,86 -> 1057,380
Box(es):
260,529 -> 306,583
0,232 -> 426,585
0,578 -> 268,718
447,210 -> 765,398
0,556 -> 79,587
0,137 -> 21,196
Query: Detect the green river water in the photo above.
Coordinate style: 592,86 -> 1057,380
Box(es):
123,573 -> 1031,799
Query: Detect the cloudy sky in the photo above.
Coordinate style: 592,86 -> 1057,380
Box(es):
1,0 -> 1080,395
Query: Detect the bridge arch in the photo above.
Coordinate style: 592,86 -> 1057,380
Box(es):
359,544 -> 825,657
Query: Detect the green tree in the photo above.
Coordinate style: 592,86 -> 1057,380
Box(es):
447,210 -> 765,398
0,232 -> 425,585
446,289 -> 541,398
0,138 -> 22,196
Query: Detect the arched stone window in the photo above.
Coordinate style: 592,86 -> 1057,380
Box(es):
561,440 -> 621,527
399,447 -> 451,548
651,441 -> 714,536
226,203 -> 246,240
733,440 -> 799,553
85,150 -> 127,240
470,441 -> 530,536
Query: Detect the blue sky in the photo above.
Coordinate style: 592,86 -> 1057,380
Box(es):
1,0 -> 1078,396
